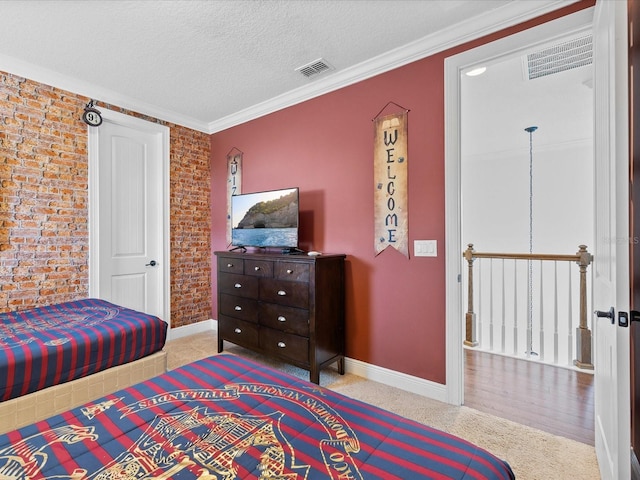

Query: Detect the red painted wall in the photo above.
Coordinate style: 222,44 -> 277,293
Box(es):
210,1 -> 594,383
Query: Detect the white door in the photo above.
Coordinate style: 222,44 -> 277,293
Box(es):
88,109 -> 170,323
592,0 -> 630,478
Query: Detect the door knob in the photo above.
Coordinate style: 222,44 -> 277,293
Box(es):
145,260 -> 158,267
594,307 -> 615,324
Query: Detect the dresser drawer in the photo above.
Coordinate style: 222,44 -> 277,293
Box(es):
260,327 -> 308,364
275,261 -> 310,282
218,272 -> 258,298
220,293 -> 259,322
218,257 -> 244,274
259,303 -> 309,336
218,317 -> 259,349
244,259 -> 273,277
259,278 -> 309,308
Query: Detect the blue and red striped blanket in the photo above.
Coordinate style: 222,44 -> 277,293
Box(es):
0,298 -> 167,402
0,354 -> 515,479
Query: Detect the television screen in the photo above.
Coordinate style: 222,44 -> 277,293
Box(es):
231,187 -> 299,249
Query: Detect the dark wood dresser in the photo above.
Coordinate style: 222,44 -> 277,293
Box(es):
214,251 -> 346,384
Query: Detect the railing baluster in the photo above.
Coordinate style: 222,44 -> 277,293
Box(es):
553,261 -> 559,365
478,259 -> 482,345
501,259 -> 506,354
526,258 -> 533,359
489,259 -> 494,351
513,260 -> 518,356
568,265 -> 573,363
538,259 -> 544,361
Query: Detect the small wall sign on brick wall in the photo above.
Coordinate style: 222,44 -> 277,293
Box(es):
82,100 -> 103,127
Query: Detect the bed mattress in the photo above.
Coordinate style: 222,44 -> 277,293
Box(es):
0,298 -> 167,402
0,354 -> 515,479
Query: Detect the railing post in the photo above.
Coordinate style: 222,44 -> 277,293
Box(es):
463,244 -> 479,347
574,245 -> 594,370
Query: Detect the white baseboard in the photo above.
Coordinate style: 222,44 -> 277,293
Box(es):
171,319 -> 447,403
344,357 -> 448,403
168,319 -> 216,341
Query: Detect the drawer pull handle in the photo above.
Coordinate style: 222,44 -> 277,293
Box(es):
286,269 -> 293,274
234,283 -> 242,288
234,305 -> 242,311
227,263 -> 233,268
278,315 -> 286,322
277,290 -> 287,296
254,266 -> 261,271
277,341 -> 286,348
234,328 -> 242,334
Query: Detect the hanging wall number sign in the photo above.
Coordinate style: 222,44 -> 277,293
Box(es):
226,149 -> 243,245
82,100 -> 103,127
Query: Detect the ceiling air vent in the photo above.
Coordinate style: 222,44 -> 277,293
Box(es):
524,34 -> 592,80
295,58 -> 334,78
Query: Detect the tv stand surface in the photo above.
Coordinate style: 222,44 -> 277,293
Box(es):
281,247 -> 305,255
228,246 -> 307,255
214,251 -> 346,384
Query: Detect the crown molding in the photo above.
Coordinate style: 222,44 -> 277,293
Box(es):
207,0 -> 582,134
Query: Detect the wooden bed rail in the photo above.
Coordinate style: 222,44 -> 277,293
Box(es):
463,244 -> 593,369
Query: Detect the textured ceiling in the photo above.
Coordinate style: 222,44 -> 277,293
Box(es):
0,0 -> 574,132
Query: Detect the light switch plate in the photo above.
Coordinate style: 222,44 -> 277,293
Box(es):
414,240 -> 437,257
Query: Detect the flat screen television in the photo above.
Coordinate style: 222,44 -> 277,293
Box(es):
231,187 -> 299,251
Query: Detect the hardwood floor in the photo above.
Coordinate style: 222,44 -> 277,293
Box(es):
464,348 -> 595,445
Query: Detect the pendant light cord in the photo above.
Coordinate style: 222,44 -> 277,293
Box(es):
525,126 -> 538,357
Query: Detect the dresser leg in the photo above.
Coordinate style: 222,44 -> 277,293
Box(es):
310,367 -> 320,385
218,337 -> 223,353
337,356 -> 345,375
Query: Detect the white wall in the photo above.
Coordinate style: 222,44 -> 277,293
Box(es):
461,51 -> 594,255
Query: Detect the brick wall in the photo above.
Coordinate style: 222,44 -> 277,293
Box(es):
0,71 -> 211,327
168,125 -> 212,327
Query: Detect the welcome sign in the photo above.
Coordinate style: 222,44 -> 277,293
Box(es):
373,111 -> 408,257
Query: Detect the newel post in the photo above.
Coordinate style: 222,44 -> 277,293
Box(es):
574,245 -> 594,369
463,244 -> 478,347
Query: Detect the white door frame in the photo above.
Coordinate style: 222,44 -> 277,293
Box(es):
444,8 -> 594,405
87,108 -> 171,325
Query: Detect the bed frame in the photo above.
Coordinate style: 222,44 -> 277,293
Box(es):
0,349 -> 167,433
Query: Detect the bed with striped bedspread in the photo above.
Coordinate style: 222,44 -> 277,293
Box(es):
0,298 -> 167,402
0,353 -> 515,479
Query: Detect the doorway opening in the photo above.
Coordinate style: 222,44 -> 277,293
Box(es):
444,7 -> 594,443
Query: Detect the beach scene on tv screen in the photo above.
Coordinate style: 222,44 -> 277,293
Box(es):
232,188 -> 298,246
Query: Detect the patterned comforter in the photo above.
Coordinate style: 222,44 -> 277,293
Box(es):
0,354 -> 515,479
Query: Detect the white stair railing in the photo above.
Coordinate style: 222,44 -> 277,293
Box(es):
463,244 -> 593,369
